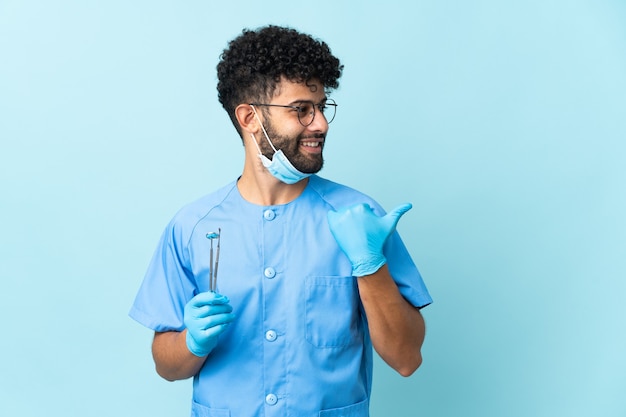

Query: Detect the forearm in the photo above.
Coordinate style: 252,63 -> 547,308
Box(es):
357,264 -> 426,377
152,330 -> 207,381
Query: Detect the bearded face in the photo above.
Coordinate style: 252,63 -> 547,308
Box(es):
257,117 -> 325,174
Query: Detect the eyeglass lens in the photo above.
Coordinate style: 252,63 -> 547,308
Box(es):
297,99 -> 336,126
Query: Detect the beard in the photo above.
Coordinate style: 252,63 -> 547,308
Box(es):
258,119 -> 325,174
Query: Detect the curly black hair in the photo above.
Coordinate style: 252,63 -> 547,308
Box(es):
217,25 -> 343,137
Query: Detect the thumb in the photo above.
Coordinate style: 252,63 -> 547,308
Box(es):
383,203 -> 413,230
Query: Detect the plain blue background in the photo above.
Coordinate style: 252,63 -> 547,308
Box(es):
1,1 -> 625,416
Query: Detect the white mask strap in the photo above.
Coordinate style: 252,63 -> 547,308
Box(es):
251,105 -> 278,153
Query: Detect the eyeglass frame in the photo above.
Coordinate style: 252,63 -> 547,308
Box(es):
248,98 -> 337,127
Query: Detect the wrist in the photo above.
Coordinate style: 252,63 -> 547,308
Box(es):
351,254 -> 386,277
185,330 -> 211,357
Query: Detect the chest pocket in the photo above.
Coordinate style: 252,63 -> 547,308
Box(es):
305,276 -> 363,348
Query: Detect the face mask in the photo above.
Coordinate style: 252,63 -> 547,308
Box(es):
250,106 -> 312,185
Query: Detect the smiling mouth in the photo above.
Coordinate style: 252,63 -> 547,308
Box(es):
300,133 -> 325,149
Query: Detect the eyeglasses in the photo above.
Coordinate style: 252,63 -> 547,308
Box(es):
249,99 -> 337,127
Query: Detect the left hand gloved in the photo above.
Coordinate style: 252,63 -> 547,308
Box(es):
327,203 -> 413,277
184,291 -> 235,357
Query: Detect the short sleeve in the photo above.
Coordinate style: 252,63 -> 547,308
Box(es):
384,230 -> 432,309
128,221 -> 198,332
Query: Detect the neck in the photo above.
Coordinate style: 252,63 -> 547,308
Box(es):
237,154 -> 309,206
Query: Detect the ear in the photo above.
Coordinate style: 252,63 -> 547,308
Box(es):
235,104 -> 260,134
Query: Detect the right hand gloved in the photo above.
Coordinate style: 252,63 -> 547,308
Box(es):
327,203 -> 413,277
184,292 -> 235,357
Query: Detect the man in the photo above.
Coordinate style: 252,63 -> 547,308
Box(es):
130,25 -> 432,416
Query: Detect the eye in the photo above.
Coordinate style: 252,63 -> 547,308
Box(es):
295,102 -> 314,115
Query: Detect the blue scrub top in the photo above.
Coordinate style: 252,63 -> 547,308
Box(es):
130,175 -> 432,417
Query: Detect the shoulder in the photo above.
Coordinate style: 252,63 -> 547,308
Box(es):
307,175 -> 384,214
166,180 -> 239,242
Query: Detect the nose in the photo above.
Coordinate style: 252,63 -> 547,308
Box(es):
307,109 -> 329,132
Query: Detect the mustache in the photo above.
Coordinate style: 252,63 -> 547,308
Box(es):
300,133 -> 326,140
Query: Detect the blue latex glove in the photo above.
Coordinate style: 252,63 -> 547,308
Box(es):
327,203 -> 413,277
184,291 -> 235,357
